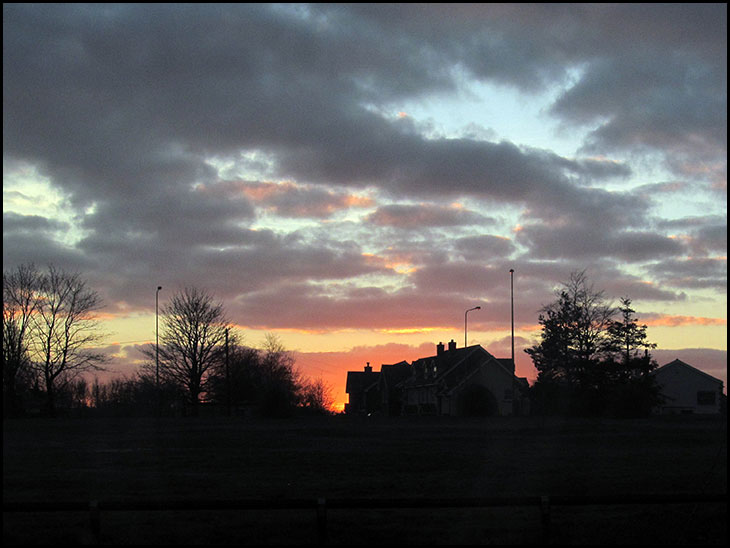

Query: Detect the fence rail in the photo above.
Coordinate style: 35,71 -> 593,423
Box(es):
4,493 -> 727,545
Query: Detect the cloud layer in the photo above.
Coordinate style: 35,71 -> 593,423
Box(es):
4,4 -> 726,394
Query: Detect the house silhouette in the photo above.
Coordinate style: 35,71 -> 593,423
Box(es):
345,341 -> 529,416
651,359 -> 725,415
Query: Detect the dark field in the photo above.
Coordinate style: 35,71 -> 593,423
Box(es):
3,415 -> 727,545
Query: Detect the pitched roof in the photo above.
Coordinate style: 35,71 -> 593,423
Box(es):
345,344 -> 523,396
380,361 -> 411,388
651,359 -> 723,385
404,344 -> 516,393
345,370 -> 380,394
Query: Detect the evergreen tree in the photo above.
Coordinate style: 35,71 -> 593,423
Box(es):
603,297 -> 662,417
526,272 -> 613,386
526,272 -> 661,417
605,297 -> 657,378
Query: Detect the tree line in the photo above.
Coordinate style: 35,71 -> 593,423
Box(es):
3,264 -> 333,418
5,264 -> 664,419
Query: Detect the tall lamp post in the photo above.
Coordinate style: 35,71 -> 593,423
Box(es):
464,306 -> 481,348
510,269 -> 515,415
509,269 -> 514,370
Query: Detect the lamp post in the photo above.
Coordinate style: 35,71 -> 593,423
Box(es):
510,269 -> 514,370
510,269 -> 515,415
464,306 -> 481,348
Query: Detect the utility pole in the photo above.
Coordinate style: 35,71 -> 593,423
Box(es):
510,269 -> 516,415
510,269 -> 515,370
156,285 -> 162,416
225,328 -> 230,417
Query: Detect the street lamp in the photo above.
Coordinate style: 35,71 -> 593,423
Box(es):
509,269 -> 514,370
510,269 -> 516,415
156,286 -> 162,389
464,306 -> 481,348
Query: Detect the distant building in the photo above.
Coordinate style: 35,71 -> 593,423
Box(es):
345,341 -> 529,416
651,359 -> 724,415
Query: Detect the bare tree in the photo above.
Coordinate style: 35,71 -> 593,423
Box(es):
300,377 -> 335,415
258,333 -> 302,416
147,286 -> 235,415
3,263 -> 42,415
28,266 -> 108,415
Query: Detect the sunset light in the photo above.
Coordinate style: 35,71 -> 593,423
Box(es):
3,3 -> 726,411
4,6 -> 727,545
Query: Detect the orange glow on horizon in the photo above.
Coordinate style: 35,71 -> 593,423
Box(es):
233,324 -> 334,336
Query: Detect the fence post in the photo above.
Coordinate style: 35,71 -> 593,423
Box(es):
540,495 -> 550,544
89,500 -> 100,544
317,498 -> 327,545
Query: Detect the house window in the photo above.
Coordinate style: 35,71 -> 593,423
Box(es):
504,389 -> 513,401
697,391 -> 716,405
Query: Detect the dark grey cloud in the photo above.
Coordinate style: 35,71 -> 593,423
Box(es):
3,3 -> 725,334
645,257 -> 727,292
235,181 -> 373,219
516,224 -> 687,262
657,215 -> 728,256
693,224 -> 728,256
230,281 -> 506,331
3,212 -> 69,234
2,2 -> 643,207
552,53 -> 726,173
2,213 -> 91,273
77,226 -> 389,315
412,262 -> 500,298
366,203 -> 493,229
454,235 -> 515,261
545,6 -> 726,180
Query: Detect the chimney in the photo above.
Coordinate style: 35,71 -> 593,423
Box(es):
364,362 -> 372,373
448,339 -> 457,352
437,342 -> 445,356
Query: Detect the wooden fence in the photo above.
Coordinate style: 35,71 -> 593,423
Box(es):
4,492 -> 726,544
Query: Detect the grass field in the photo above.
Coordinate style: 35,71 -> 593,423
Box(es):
3,414 -> 727,544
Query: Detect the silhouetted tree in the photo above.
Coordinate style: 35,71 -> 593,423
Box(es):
605,297 -> 657,376
143,287 -> 236,416
527,273 -> 662,417
526,271 -> 614,388
208,334 -> 314,417
602,297 -> 662,416
299,377 -> 335,415
258,333 -> 301,417
25,265 -> 107,416
89,373 -> 181,417
3,264 -> 42,416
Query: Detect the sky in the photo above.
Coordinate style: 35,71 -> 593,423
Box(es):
3,4 -> 727,410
